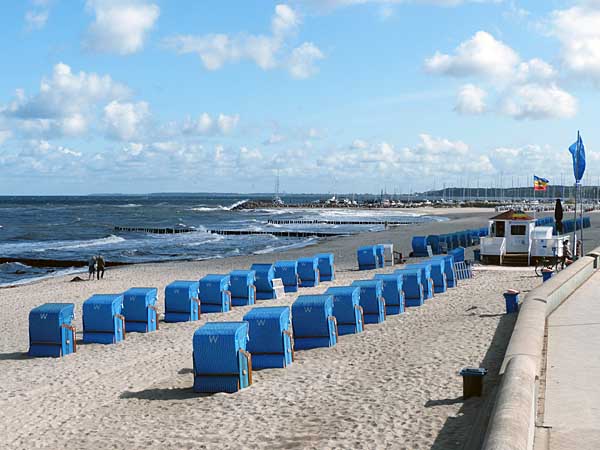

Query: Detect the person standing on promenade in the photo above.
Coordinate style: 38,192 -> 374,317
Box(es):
96,254 -> 105,280
88,256 -> 96,280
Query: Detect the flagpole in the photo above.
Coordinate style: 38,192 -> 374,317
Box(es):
572,131 -> 579,255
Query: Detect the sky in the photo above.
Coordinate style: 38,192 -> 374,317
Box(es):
0,0 -> 599,195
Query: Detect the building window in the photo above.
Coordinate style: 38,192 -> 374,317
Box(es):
511,225 -> 527,236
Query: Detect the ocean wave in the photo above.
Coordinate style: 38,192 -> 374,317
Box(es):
0,262 -> 32,273
115,203 -> 142,208
0,267 -> 86,288
253,238 -> 318,255
188,199 -> 249,212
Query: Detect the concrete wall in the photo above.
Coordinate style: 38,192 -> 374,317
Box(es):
482,251 -> 599,450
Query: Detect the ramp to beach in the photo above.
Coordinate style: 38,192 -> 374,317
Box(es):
541,271 -> 600,449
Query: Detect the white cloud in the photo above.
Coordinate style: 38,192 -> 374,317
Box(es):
0,130 -> 12,145
7,62 -> 129,120
264,133 -> 286,145
425,31 -> 519,81
103,100 -> 150,141
455,84 -> 487,114
181,113 -> 239,136
165,4 -> 323,79
272,4 -> 301,36
217,114 -> 240,134
426,31 -> 578,120
288,42 -> 325,79
549,2 -> 600,81
351,139 -> 368,149
84,0 -> 160,55
500,83 -> 577,120
25,10 -> 49,30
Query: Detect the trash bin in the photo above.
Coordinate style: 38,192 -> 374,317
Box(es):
503,289 -> 520,314
542,268 -> 554,282
474,249 -> 481,262
459,367 -> 487,398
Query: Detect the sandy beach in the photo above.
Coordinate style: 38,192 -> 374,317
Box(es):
1,208 -> 595,449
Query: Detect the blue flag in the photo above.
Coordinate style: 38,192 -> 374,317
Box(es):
568,132 -> 586,183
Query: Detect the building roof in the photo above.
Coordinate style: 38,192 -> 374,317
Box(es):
490,210 -> 535,221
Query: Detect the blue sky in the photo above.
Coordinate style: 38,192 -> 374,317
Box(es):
0,0 -> 598,195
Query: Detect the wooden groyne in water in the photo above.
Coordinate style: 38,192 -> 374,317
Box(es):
0,257 -> 131,269
114,226 -> 196,234
114,226 -> 349,238
266,219 -> 412,226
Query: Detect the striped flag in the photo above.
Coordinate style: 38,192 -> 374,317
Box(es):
533,175 -> 549,191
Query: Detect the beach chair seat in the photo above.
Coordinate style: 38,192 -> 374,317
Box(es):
424,259 -> 447,294
164,281 -> 200,322
431,255 -> 457,288
123,288 -> 159,333
351,280 -> 385,324
292,295 -> 337,350
394,269 -> 424,307
243,306 -> 293,369
406,263 -> 434,300
274,261 -> 299,293
297,257 -> 319,287
449,247 -> 465,263
375,244 -> 386,267
315,253 -> 335,281
382,244 -> 394,266
192,322 -> 252,393
83,294 -> 125,344
229,270 -> 256,306
357,245 -> 377,270
374,273 -> 405,315
28,303 -> 76,357
324,286 -> 363,335
250,264 -> 276,300
411,236 -> 432,257
199,274 -> 231,313
427,235 -> 441,255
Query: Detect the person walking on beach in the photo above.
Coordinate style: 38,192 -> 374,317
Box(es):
96,254 -> 105,280
88,256 -> 97,280
562,239 -> 573,268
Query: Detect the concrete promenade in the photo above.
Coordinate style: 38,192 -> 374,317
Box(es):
539,270 -> 600,449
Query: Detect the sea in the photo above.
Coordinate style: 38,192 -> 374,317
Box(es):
0,194 -> 446,286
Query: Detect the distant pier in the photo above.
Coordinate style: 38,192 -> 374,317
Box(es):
266,219 -> 411,226
114,226 -> 349,238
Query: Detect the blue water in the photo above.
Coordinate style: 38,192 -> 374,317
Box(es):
0,194 -> 443,285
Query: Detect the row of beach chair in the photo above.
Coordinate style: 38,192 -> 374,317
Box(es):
27,253 -> 335,358
192,253 -> 466,393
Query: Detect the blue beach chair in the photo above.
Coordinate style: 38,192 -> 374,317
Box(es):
394,269 -> 424,307
297,256 -> 319,287
123,288 -> 159,333
315,253 -> 335,281
375,244 -> 385,268
406,263 -> 434,300
28,303 -> 76,357
274,260 -> 299,293
229,270 -> 256,307
411,236 -> 430,257
425,259 -> 447,294
192,322 -> 252,393
199,274 -> 232,313
243,306 -> 293,369
325,286 -> 364,335
357,245 -> 378,270
351,279 -> 385,324
292,295 -> 337,350
83,294 -> 125,344
164,281 -> 200,322
251,263 -> 276,300
431,255 -> 457,288
374,273 -> 405,315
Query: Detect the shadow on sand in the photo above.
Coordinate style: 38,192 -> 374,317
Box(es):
429,312 -> 517,450
0,352 -> 29,361
120,387 -> 210,401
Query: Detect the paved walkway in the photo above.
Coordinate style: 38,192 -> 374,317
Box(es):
542,271 -> 600,449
